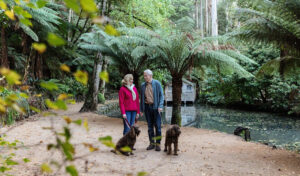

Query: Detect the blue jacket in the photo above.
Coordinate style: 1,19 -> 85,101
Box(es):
140,79 -> 164,112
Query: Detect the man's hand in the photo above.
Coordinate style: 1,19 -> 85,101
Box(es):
122,114 -> 127,119
158,108 -> 163,113
140,112 -> 143,117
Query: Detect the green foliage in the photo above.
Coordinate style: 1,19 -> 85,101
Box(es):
110,0 -> 174,29
198,72 -> 300,115
98,93 -> 105,104
233,0 -> 300,55
66,165 -> 78,176
61,77 -> 87,102
0,136 -> 26,174
0,88 -> 30,125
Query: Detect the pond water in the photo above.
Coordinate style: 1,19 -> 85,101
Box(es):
106,104 -> 300,152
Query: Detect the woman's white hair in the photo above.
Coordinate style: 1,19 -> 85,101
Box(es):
144,69 -> 153,76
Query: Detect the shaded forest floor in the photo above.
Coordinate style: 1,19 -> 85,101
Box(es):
1,103 -> 300,176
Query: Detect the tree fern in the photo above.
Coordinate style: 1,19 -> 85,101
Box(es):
233,0 -> 300,55
19,23 -> 39,41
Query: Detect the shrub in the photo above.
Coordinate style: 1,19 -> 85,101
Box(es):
98,93 -> 105,104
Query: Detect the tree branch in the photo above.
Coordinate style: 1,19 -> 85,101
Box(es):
115,9 -> 153,29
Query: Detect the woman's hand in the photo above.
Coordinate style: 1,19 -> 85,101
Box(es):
136,114 -> 139,119
122,114 -> 127,119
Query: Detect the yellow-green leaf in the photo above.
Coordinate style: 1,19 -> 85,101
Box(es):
36,0 -> 47,8
99,71 -> 109,82
66,99 -> 76,104
0,104 -> 6,114
58,93 -> 68,100
104,24 -> 119,36
60,64 -> 70,72
42,112 -> 57,117
32,43 -> 46,54
19,93 -> 29,99
73,70 -> 88,85
138,172 -> 148,176
19,18 -> 32,26
56,100 -> 68,110
30,106 -> 41,113
6,94 -> 19,101
40,81 -> 58,91
83,143 -> 98,152
80,0 -> 97,13
120,146 -> 131,152
35,94 -> 42,97
41,163 -> 52,173
0,1 -> 7,10
63,0 -> 80,13
23,158 -> 30,163
47,33 -> 66,47
152,136 -> 162,141
98,136 -> 115,148
14,6 -> 32,18
5,10 -> 15,20
0,68 -> 21,85
45,99 -> 59,110
63,116 -> 72,124
83,118 -> 89,131
72,119 -> 82,125
66,165 -> 78,176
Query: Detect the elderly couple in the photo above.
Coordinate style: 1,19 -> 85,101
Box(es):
118,69 -> 164,151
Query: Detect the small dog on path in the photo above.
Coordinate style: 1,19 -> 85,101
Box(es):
164,125 -> 181,155
111,125 -> 141,156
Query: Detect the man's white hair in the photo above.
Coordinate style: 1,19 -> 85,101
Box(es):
144,69 -> 153,76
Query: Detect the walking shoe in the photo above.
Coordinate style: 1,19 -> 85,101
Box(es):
146,144 -> 155,150
155,145 -> 161,151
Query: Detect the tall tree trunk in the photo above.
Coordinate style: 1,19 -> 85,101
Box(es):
279,48 -> 287,79
171,75 -> 182,126
102,0 -> 107,16
22,49 -> 35,84
225,2 -> 229,33
195,0 -> 199,29
205,0 -> 209,36
99,58 -> 108,95
21,31 -> 29,55
68,9 -> 73,42
1,27 -> 9,68
211,0 -> 218,37
200,0 -> 204,37
35,54 -> 43,79
80,53 -> 103,112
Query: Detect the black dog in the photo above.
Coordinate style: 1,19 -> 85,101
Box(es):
234,127 -> 251,141
111,125 -> 141,156
164,125 -> 181,155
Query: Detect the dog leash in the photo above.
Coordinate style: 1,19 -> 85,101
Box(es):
124,118 -> 131,128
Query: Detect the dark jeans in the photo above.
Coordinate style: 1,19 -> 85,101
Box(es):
144,104 -> 162,144
123,111 -> 136,135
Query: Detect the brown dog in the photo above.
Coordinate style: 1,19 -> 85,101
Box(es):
164,125 -> 181,155
111,125 -> 141,156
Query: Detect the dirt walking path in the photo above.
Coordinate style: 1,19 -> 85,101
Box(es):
1,103 -> 300,176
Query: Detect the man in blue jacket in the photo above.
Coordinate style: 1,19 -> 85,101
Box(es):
140,69 -> 164,151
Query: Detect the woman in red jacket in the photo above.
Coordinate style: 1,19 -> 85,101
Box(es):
119,74 -> 140,135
